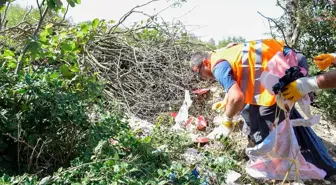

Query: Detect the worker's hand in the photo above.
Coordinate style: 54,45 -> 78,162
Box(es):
281,77 -> 319,102
313,53 -> 336,71
212,96 -> 228,113
212,101 -> 227,112
207,114 -> 234,139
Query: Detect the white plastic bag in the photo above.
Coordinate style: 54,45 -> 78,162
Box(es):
171,90 -> 192,131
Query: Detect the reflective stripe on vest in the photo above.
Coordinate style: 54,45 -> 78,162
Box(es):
241,40 -> 263,104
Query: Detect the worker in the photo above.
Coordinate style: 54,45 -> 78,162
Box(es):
281,53 -> 336,102
190,39 -> 309,145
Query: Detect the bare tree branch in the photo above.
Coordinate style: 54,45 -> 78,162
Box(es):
257,11 -> 290,47
15,7 -> 49,75
108,0 -> 159,34
59,3 -> 70,24
0,1 -> 11,30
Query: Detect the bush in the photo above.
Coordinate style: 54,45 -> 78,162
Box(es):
0,65 -> 113,175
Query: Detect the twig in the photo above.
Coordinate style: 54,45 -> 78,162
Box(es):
0,1 -> 11,31
28,138 -> 42,172
59,3 -> 70,24
36,0 -> 44,17
15,6 -> 49,75
257,11 -> 290,47
276,0 -> 288,14
108,0 -> 159,34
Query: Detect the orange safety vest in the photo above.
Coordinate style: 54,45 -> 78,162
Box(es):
210,39 -> 285,106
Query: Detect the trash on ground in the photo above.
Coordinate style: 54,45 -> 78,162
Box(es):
225,170 -> 242,185
192,88 -> 210,95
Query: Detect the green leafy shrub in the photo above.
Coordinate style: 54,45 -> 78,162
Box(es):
0,65 -> 108,174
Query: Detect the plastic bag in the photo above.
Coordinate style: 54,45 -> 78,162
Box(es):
172,90 -> 192,131
245,117 -> 327,180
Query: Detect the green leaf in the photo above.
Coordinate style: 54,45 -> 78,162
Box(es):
47,0 -> 56,9
29,42 -> 40,58
25,74 -> 31,85
158,169 -> 164,176
60,42 -> 73,52
38,176 -> 51,185
50,72 -> 59,79
2,49 -> 15,58
7,60 -> 16,69
80,23 -> 89,34
0,5 -> 6,13
113,165 -> 120,172
17,88 -> 26,94
68,0 -> 76,7
158,180 -> 169,185
45,23 -> 53,29
74,0 -> 81,4
70,64 -> 80,73
60,64 -> 73,78
61,7 -> 67,14
92,18 -> 100,29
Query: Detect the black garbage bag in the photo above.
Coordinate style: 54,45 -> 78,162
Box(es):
290,108 -> 336,178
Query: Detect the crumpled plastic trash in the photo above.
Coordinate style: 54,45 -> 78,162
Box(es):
192,88 -> 210,95
184,116 -> 208,132
171,90 -> 192,132
225,170 -> 242,185
125,114 -> 154,137
291,115 -> 321,127
297,94 -> 312,117
182,148 -> 204,165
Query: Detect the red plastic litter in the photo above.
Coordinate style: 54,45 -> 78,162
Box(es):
170,112 -> 178,118
192,88 -> 210,95
196,116 -> 207,131
183,117 -> 194,128
195,137 -> 209,143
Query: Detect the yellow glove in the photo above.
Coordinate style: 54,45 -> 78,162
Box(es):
212,101 -> 227,112
281,77 -> 319,102
212,96 -> 228,113
222,120 -> 233,128
281,81 -> 302,102
313,53 -> 336,71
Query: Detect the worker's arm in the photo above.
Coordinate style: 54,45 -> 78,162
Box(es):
281,53 -> 336,102
316,70 -> 336,89
213,61 -> 244,118
225,83 -> 245,118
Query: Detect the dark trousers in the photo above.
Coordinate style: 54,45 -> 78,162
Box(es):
247,104 -> 285,145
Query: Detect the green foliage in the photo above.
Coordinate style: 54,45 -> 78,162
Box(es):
5,4 -> 40,27
0,66 -> 106,174
217,36 -> 246,48
0,123 -> 242,185
204,36 -> 246,50
294,0 -> 336,121
0,2 -> 110,176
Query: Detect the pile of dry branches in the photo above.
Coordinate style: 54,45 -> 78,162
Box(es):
0,0 -> 212,122
84,25 -> 210,121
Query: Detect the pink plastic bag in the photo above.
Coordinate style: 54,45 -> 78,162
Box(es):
267,50 -> 307,77
245,117 -> 326,180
